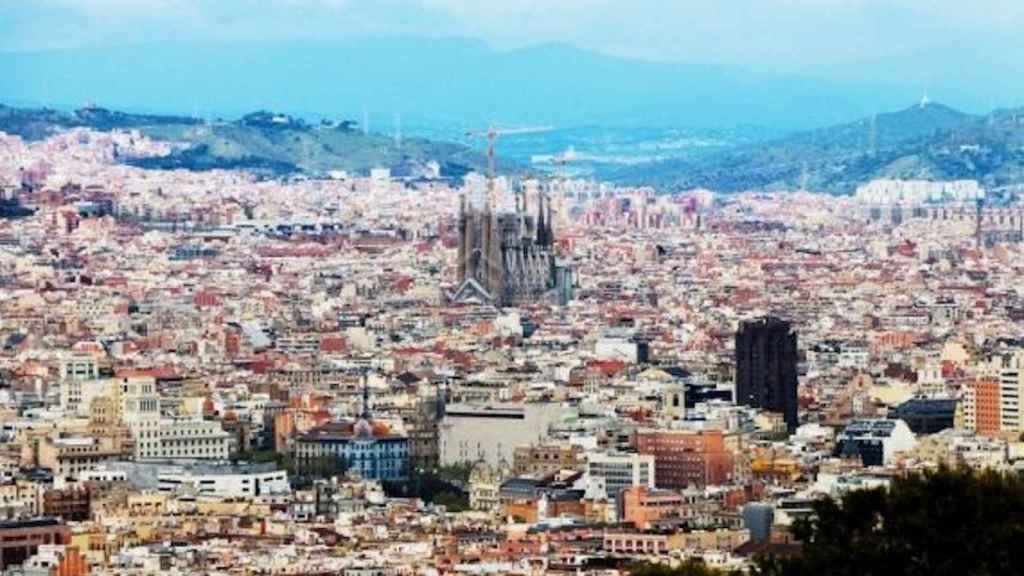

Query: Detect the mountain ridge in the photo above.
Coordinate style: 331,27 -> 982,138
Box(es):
0,104 -> 489,179
5,100 -> 1024,196
609,101 -> 1024,195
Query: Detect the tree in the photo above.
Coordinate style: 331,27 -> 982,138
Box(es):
397,465 -> 470,510
755,466 -> 1024,576
434,461 -> 475,486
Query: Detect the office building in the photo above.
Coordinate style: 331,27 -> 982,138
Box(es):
735,317 -> 799,432
636,429 -> 733,489
835,419 -> 916,466
888,397 -> 957,434
585,452 -> 655,500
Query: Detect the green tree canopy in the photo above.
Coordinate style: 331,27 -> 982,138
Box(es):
756,466 -> 1024,576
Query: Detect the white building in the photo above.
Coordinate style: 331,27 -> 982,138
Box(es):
440,403 -> 565,467
59,378 -> 109,416
835,419 -> 916,466
60,354 -> 100,381
135,418 -> 232,461
998,350 -> 1024,433
855,179 -> 985,204
585,451 -> 655,500
594,328 -> 646,363
158,465 -> 289,498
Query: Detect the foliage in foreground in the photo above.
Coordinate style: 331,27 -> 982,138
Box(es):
756,466 -> 1024,576
632,468 -> 1024,576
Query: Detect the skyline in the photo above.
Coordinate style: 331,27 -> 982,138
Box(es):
3,3 -> 1024,576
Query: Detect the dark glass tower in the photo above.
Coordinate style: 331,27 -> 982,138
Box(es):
735,317 -> 799,432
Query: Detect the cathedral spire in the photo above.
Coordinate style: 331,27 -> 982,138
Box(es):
536,192 -> 547,245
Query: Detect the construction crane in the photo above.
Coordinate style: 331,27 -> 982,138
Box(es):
464,125 -> 553,181
551,146 -> 581,181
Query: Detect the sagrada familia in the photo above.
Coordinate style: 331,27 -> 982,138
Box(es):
452,182 -> 569,307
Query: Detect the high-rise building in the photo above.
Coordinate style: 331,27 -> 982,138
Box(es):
735,317 -> 799,432
960,378 -> 1000,436
997,350 -> 1024,433
453,182 -> 559,307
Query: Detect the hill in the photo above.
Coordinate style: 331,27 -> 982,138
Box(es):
611,102 -> 1024,194
0,105 -> 488,178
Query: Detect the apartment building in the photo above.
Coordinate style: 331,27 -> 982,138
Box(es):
636,429 -> 734,489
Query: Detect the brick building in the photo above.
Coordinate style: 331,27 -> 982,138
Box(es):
42,487 -> 91,522
0,518 -> 71,571
968,378 -> 1001,436
621,486 -> 686,529
636,429 -> 734,489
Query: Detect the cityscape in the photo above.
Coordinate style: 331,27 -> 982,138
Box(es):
1,2 -> 1023,576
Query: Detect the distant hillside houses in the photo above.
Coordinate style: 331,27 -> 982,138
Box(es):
855,179 -> 985,205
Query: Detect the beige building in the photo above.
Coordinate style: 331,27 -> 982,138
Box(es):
603,528 -> 749,555
513,442 -> 583,477
37,434 -> 128,478
135,418 -> 232,461
468,461 -> 510,512
0,480 -> 43,518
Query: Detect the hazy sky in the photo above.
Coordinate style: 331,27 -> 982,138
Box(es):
2,0 -> 1022,123
3,0 -> 1023,74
